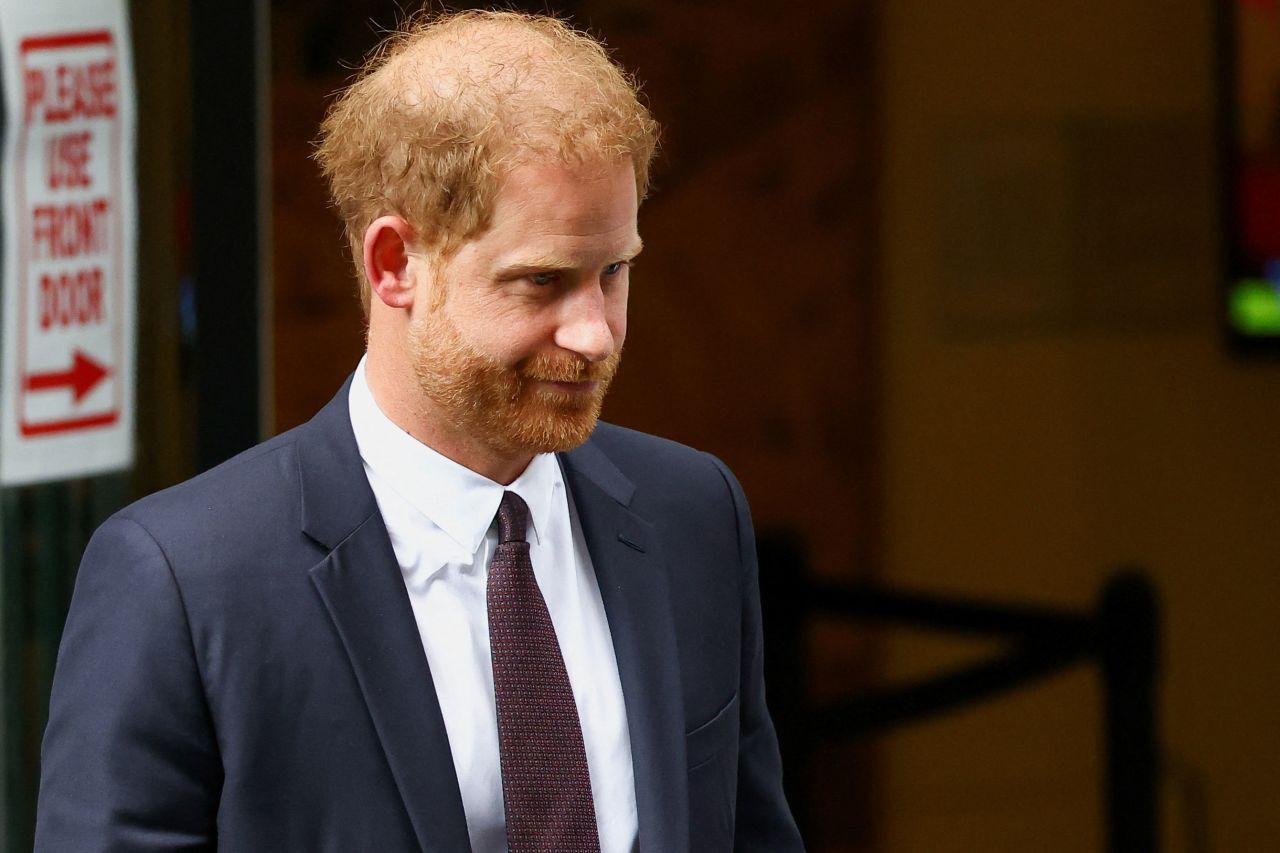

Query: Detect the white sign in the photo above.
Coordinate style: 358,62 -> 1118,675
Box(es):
0,0 -> 136,485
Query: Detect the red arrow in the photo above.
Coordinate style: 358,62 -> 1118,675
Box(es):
24,349 -> 110,404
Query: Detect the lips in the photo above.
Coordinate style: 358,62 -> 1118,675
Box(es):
543,379 -> 597,393
519,349 -> 620,399
522,361 -> 606,387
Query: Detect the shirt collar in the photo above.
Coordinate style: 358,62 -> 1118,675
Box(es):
347,357 -> 560,557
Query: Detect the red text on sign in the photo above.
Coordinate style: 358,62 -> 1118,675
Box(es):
31,198 -> 110,260
45,131 -> 92,189
23,59 -> 117,125
40,268 -> 104,329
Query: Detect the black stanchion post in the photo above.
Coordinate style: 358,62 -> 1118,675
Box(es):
757,529 -> 811,839
1098,570 -> 1160,853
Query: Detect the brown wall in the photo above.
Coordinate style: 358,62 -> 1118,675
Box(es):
876,2 -> 1280,851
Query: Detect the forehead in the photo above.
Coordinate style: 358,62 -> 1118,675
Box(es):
477,157 -> 641,255
496,156 -> 636,216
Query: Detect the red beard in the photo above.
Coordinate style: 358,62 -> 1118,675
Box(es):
408,308 -> 620,456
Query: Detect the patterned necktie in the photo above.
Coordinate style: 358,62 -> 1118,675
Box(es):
487,491 -> 601,852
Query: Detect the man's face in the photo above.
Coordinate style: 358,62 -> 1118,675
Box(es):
406,157 -> 640,459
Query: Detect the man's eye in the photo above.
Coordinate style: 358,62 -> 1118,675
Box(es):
603,261 -> 627,277
529,271 -> 558,286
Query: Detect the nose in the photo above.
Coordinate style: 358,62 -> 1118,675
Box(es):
554,282 -> 619,363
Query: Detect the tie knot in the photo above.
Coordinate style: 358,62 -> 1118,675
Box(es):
496,491 -> 530,544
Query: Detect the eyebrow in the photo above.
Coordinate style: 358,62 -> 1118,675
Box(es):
495,240 -> 644,277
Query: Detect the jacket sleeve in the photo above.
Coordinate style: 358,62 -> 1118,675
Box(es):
35,515 -> 222,851
707,456 -> 806,852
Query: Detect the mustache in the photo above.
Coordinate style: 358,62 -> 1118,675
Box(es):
519,351 -> 620,383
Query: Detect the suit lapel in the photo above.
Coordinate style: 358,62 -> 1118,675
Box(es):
298,382 -> 471,853
562,441 -> 690,853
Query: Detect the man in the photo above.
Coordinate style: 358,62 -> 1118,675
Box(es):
35,10 -> 803,852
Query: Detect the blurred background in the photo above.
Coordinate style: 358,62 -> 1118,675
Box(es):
1,0 -> 1278,850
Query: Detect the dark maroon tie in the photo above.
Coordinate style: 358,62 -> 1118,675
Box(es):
487,491 -> 601,852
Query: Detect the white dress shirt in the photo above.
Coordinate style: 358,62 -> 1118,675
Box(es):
348,359 -> 638,853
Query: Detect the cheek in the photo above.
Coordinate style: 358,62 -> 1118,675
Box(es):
472,313 -> 557,364
611,314 -> 627,349
440,288 -> 527,345
608,290 -> 628,347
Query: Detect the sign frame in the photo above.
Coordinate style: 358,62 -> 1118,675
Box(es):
0,0 -> 136,486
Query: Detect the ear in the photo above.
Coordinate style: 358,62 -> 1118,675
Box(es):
362,215 -> 418,309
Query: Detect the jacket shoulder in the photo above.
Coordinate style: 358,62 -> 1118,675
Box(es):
119,425 -> 304,530
587,421 -> 716,473
582,421 -> 746,518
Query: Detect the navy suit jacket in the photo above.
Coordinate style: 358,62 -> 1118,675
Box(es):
35,381 -> 803,852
